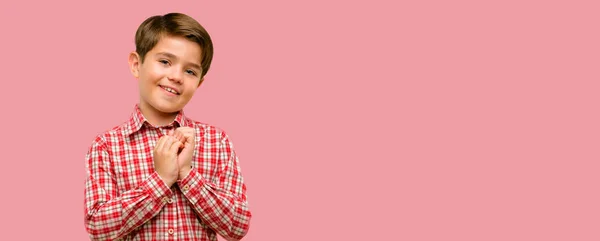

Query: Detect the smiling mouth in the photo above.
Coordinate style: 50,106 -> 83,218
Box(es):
159,85 -> 180,95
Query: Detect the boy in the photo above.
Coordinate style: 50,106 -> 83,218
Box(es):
83,13 -> 251,241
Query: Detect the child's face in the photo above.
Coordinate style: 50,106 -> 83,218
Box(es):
130,35 -> 203,114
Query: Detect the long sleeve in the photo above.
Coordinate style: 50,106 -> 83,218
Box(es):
177,131 -> 252,241
84,137 -> 173,241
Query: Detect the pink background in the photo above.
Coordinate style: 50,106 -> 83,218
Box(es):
1,0 -> 599,240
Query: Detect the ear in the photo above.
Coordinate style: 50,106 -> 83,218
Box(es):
197,77 -> 205,88
128,51 -> 141,78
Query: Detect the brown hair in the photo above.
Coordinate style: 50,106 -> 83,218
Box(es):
135,13 -> 214,79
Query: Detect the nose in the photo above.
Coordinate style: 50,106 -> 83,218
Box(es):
167,69 -> 183,84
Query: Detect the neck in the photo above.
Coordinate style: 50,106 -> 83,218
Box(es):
138,101 -> 178,127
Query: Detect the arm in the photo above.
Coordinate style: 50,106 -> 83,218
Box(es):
178,131 -> 252,241
83,137 -> 174,240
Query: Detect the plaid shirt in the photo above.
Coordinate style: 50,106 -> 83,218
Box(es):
84,104 -> 251,241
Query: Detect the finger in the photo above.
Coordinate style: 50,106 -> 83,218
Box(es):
168,129 -> 174,136
175,128 -> 194,144
170,140 -> 183,153
183,133 -> 194,143
167,136 -> 182,150
177,132 -> 185,143
179,127 -> 193,131
183,127 -> 195,134
176,128 -> 191,137
162,136 -> 174,152
172,130 -> 181,140
176,134 -> 185,149
155,136 -> 167,151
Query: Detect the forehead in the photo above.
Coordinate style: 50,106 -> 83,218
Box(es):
150,36 -> 202,63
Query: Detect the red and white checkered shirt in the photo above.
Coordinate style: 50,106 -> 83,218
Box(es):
84,104 -> 251,241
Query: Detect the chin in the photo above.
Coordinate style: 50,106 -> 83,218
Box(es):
151,101 -> 182,114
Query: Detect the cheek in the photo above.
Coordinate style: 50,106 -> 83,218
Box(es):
143,64 -> 164,80
182,83 -> 198,97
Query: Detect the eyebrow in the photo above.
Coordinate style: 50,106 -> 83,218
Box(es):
156,52 -> 202,70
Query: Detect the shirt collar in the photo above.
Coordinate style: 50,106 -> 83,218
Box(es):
123,104 -> 192,136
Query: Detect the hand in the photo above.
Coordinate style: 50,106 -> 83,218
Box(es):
168,129 -> 186,153
169,127 -> 195,179
153,135 -> 183,187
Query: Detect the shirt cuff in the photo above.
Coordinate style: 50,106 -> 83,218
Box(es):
177,167 -> 206,204
141,171 -> 173,201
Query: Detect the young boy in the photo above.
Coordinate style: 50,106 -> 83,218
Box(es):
83,13 -> 251,241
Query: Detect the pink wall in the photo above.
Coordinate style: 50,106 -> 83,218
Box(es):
0,0 -> 599,240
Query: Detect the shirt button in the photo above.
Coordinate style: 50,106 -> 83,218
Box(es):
167,198 -> 173,203
168,229 -> 174,235
162,197 -> 169,203
183,185 -> 190,191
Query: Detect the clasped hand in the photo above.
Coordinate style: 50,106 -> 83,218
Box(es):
153,127 -> 195,186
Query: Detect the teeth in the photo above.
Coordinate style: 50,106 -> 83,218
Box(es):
162,86 -> 178,94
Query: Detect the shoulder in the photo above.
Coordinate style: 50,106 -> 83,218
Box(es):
88,121 -> 130,148
186,118 -> 233,143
